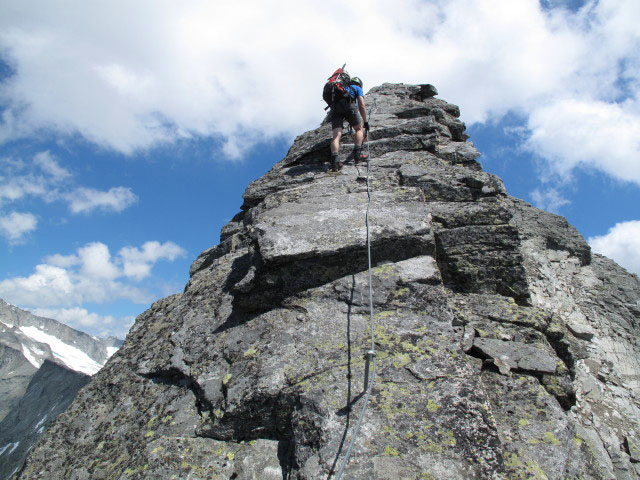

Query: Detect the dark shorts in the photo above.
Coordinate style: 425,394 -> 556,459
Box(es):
330,98 -> 361,130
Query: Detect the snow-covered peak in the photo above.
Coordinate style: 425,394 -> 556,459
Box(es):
1,300 -> 122,376
18,326 -> 103,375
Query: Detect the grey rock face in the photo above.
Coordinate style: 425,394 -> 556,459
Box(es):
0,343 -> 36,422
0,361 -> 89,480
19,83 -> 640,479
0,301 -> 122,480
0,300 -> 119,421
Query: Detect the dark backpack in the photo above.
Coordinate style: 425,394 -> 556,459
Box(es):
323,67 -> 352,108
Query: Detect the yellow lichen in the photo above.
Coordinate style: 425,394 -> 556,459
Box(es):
384,446 -> 400,456
393,353 -> 412,368
504,452 -> 523,468
373,264 -> 395,278
543,432 -> 562,446
375,310 -> 396,320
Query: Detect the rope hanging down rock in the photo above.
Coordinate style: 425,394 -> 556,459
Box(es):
335,101 -> 377,480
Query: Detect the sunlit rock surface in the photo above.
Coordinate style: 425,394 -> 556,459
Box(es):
19,84 -> 640,479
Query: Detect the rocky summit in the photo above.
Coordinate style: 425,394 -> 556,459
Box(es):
18,84 -> 640,479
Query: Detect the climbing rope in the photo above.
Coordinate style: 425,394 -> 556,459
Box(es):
335,101 -> 377,480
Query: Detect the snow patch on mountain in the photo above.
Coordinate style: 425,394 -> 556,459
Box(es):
20,344 -> 42,369
19,326 -> 103,375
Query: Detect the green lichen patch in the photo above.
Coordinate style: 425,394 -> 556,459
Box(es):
384,445 -> 400,456
373,264 -> 396,278
503,449 -> 549,480
243,347 -> 258,357
543,431 -> 562,446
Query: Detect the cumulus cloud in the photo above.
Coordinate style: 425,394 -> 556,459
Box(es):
0,240 -> 186,308
0,151 -> 137,242
30,307 -> 135,338
588,220 -> 640,275
526,99 -> 640,184
33,150 -> 71,180
0,0 -> 638,175
530,187 -> 571,213
0,211 -> 37,243
65,186 -> 138,214
119,241 -> 187,280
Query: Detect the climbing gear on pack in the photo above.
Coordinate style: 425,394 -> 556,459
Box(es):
323,64 -> 352,110
335,101 -> 376,480
350,76 -> 363,88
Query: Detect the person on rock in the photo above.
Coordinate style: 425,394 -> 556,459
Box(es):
329,76 -> 370,172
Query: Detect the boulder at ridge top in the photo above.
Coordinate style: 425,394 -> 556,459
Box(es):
19,84 -> 640,480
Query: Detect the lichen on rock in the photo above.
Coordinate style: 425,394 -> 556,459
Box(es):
18,83 -> 640,479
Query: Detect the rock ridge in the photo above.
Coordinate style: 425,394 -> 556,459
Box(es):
18,83 -> 640,479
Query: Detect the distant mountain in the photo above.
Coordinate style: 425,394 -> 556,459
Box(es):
0,299 -> 123,479
0,361 -> 90,480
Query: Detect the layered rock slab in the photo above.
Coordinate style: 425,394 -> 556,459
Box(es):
18,83 -> 640,479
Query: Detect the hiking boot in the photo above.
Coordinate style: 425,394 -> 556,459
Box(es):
331,154 -> 342,172
353,147 -> 369,164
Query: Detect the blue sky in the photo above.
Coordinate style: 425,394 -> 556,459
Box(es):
1,0 -> 638,339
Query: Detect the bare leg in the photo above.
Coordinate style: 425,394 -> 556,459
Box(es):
353,124 -> 364,147
331,128 -> 343,154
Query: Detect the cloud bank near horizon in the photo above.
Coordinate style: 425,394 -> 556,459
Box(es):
0,0 -> 638,187
0,239 -> 186,336
0,240 -> 186,306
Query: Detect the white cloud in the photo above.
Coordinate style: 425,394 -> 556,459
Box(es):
0,240 -> 185,308
77,242 -> 120,280
30,307 -> 135,339
65,186 -> 138,214
588,220 -> 640,275
0,0 -> 637,183
33,150 -> 71,180
0,173 -> 48,203
530,187 -> 570,214
0,151 -> 137,242
0,211 -> 37,243
0,0 -> 634,167
119,241 -> 186,280
526,99 -> 640,184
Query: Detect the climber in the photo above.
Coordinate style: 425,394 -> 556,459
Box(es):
328,76 -> 370,172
